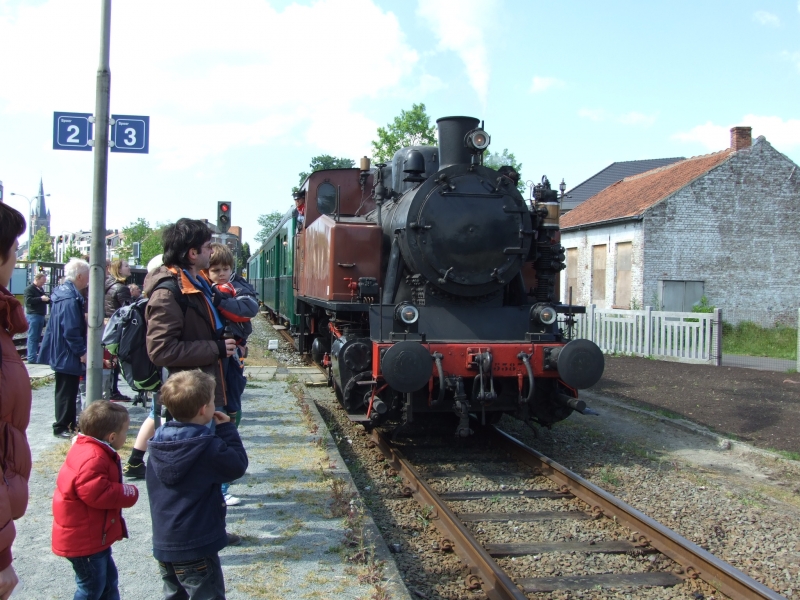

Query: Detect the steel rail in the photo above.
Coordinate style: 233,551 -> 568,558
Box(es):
370,429 -> 527,600
490,426 -> 786,600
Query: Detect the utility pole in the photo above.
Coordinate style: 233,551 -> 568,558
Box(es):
86,0 -> 112,405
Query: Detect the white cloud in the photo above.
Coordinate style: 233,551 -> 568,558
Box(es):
578,108 -> 607,122
617,111 -> 657,126
753,10 -> 780,26
781,50 -> 800,73
416,0 -> 499,106
530,76 -> 565,94
0,0 -> 418,168
672,116 -> 800,151
578,108 -> 655,126
672,121 -> 729,149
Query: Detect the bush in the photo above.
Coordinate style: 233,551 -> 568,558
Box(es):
692,296 -> 715,313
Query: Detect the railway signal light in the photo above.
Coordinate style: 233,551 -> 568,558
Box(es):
217,201 -> 231,233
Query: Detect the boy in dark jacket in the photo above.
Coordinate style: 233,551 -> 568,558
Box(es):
146,369 -> 248,600
52,401 -> 138,600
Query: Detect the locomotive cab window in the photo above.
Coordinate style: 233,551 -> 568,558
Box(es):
317,182 -> 337,216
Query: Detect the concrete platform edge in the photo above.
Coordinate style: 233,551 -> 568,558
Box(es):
300,384 -> 413,600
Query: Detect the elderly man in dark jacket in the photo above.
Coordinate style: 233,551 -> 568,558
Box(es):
39,258 -> 89,438
23,272 -> 49,363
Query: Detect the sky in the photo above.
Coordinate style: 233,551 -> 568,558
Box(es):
1,0 -> 799,249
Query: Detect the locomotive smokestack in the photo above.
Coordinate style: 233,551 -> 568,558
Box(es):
436,116 -> 479,170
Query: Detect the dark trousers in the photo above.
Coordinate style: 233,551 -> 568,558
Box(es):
25,313 -> 45,362
54,372 -> 80,434
66,547 -> 120,600
111,362 -> 121,394
158,554 -> 225,600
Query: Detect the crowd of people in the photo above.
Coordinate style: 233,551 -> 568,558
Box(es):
1,203 -> 255,600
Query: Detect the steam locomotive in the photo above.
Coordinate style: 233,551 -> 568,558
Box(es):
249,116 -> 604,435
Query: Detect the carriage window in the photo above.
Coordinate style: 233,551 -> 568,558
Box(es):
317,182 -> 337,216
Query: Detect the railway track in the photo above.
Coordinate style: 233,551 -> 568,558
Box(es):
367,426 -> 786,600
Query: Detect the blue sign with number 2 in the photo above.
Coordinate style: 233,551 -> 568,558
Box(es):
53,112 -> 93,151
111,115 -> 149,154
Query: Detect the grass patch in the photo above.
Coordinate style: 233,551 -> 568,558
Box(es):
598,466 -> 621,487
30,375 -> 55,390
722,320 -> 797,360
769,449 -> 800,461
34,441 -> 70,474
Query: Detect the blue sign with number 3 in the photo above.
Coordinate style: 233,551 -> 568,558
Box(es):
53,112 -> 93,151
111,114 -> 149,154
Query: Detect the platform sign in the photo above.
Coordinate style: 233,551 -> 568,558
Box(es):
110,114 -> 149,154
53,112 -> 93,151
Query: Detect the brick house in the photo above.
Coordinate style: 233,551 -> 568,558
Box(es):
558,127 -> 800,324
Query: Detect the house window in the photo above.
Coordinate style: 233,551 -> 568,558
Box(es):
565,248 -> 578,303
592,245 -> 607,308
615,242 -> 632,309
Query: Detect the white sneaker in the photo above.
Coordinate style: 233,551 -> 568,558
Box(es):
224,493 -> 241,506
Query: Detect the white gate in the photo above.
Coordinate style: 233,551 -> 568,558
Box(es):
568,306 -> 721,365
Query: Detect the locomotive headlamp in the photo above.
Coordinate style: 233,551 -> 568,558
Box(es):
465,128 -> 491,152
531,303 -> 558,326
396,303 -> 420,325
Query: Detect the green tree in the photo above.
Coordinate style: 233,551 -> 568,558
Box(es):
121,218 -> 164,267
297,155 -> 356,189
28,228 -> 54,262
483,148 -> 525,193
255,211 -> 285,244
63,241 -> 81,261
237,241 -> 251,274
140,225 -> 165,268
371,103 -> 437,164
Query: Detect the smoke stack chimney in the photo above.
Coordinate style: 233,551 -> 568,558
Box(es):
730,126 -> 752,151
436,116 -> 479,170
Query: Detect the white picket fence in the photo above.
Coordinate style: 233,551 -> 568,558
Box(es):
567,306 -> 722,365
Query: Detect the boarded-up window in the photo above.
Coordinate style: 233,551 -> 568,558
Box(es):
592,245 -> 606,308
615,242 -> 632,309
566,248 -> 578,303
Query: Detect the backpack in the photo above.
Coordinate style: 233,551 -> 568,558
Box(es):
102,279 -> 187,391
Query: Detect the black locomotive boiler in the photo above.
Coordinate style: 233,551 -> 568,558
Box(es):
262,116 -> 604,435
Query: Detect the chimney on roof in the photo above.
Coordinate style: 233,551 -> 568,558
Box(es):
730,126 -> 752,151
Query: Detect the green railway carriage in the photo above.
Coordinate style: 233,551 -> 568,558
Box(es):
247,209 -> 298,329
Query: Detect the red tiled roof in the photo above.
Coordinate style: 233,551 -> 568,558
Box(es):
560,149 -> 734,229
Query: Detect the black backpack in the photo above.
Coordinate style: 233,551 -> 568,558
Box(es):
103,279 -> 187,391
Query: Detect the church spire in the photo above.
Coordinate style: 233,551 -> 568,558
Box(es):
36,178 -> 47,217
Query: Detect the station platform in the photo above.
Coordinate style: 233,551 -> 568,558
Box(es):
15,367 -> 410,599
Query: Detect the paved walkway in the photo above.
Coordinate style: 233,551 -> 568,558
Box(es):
721,353 -> 797,372
14,369 -> 409,600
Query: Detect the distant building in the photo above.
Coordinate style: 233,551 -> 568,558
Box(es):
559,127 -> 800,324
562,157 -> 684,214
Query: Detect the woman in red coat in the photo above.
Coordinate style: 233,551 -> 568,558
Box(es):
0,203 -> 32,600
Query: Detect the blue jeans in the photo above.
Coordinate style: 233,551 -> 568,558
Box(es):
158,554 -> 226,599
66,547 -> 120,600
25,313 -> 45,363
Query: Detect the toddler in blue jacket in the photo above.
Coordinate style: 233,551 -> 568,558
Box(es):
146,370 -> 248,600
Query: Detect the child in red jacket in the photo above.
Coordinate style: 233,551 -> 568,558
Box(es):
52,401 -> 139,600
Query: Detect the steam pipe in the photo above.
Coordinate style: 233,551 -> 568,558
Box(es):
432,352 -> 445,406
381,235 -> 403,304
517,352 -> 535,404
